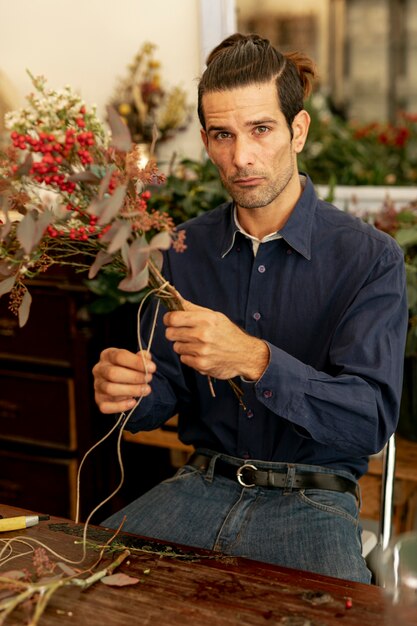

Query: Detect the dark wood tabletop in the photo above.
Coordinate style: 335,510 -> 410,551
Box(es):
0,503 -> 410,626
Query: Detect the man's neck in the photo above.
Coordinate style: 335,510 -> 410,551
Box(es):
236,174 -> 303,239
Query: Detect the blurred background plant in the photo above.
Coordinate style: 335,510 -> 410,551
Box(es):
372,201 -> 417,358
299,92 -> 417,187
371,199 -> 417,440
147,155 -> 230,224
108,42 -> 193,147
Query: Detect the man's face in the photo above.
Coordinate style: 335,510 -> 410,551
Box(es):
200,80 -> 309,212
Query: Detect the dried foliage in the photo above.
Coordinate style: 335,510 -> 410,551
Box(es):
0,73 -> 186,325
109,42 -> 193,145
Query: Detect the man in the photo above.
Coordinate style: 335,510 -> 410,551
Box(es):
93,34 -> 408,583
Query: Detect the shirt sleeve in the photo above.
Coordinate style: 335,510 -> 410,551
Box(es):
254,244 -> 408,456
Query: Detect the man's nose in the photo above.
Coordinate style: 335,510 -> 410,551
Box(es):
232,136 -> 255,168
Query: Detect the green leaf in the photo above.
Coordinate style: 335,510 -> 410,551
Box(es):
395,228 -> 417,249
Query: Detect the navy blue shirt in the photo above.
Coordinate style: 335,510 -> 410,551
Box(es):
128,176 -> 408,478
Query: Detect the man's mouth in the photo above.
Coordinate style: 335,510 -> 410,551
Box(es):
232,177 -> 264,186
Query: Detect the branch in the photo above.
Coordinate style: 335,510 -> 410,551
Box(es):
147,258 -> 246,408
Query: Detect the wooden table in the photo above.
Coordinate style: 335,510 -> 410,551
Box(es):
0,504 -> 412,626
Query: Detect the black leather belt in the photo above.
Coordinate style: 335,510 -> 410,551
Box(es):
188,453 -> 358,497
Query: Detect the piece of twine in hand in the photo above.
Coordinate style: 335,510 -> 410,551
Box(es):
147,258 -> 246,408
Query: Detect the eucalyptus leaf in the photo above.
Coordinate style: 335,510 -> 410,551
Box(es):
118,265 -> 149,292
16,210 -> 54,254
16,212 -> 36,253
18,288 -> 32,327
97,185 -> 127,225
150,249 -> 163,270
98,166 -> 115,199
125,237 -> 150,278
15,153 -> 33,177
0,261 -> 14,279
107,105 -> 132,152
88,250 -> 114,279
67,171 -> 100,183
107,221 -> 131,254
0,212 -> 12,240
0,274 -> 16,296
149,230 -> 172,251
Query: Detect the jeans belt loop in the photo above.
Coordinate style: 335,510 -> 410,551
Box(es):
205,453 -> 219,483
284,465 -> 296,494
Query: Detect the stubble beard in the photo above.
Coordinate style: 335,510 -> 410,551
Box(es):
220,160 -> 295,210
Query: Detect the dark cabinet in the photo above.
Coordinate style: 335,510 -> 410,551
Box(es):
0,276 -> 106,521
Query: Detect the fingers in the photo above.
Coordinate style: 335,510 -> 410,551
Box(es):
92,348 -> 156,414
94,395 -> 139,415
163,298 -> 210,328
100,347 -> 156,373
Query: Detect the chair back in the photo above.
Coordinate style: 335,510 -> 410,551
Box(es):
379,433 -> 396,552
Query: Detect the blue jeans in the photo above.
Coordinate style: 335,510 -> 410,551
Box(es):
102,450 -> 371,583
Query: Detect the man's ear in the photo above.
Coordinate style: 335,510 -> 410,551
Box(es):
200,128 -> 209,151
201,128 -> 215,163
291,109 -> 310,154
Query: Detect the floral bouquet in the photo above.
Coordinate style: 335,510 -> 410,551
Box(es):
0,73 -> 186,326
109,42 -> 193,146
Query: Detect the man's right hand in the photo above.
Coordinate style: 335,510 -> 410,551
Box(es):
93,348 -> 156,414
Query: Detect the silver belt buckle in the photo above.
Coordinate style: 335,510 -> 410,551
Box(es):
236,463 -> 257,487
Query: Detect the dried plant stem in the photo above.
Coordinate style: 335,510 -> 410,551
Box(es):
0,550 -> 131,626
147,258 -> 246,408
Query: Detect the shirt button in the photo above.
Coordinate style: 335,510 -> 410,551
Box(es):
258,264 -> 266,273
253,312 -> 261,321
246,409 -> 254,419
287,249 -> 292,255
243,452 -> 250,459
263,389 -> 273,399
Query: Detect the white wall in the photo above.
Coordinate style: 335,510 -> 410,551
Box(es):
0,0 -> 226,161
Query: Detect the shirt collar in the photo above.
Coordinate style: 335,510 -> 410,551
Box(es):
220,174 -> 317,260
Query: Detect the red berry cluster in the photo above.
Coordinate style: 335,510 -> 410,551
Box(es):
9,107 -> 96,194
137,189 -> 151,210
45,209 -> 106,241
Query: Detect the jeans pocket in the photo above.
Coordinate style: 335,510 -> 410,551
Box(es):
297,489 -> 359,525
162,464 -> 199,484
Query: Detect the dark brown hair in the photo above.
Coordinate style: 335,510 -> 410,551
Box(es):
198,33 -> 316,134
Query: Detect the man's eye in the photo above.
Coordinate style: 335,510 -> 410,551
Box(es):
254,126 -> 269,135
215,132 -> 231,140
